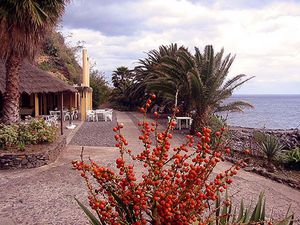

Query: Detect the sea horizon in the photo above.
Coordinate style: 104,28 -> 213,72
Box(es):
220,94 -> 300,129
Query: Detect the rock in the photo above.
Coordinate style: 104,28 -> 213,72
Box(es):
21,159 -> 28,165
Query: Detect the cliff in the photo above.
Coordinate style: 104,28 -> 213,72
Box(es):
37,31 -> 82,84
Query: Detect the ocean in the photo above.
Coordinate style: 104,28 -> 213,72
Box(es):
219,95 -> 300,129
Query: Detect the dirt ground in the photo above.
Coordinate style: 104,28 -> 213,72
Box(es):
0,111 -> 299,225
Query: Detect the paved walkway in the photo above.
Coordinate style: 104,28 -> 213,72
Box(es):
69,113 -> 117,147
0,111 -> 299,225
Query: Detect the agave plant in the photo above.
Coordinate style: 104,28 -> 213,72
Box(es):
212,192 -> 294,225
258,134 -> 284,164
76,192 -> 295,225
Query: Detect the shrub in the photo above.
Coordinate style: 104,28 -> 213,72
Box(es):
17,123 -> 38,150
0,119 -> 57,151
280,148 -> 300,170
73,95 -> 294,225
28,119 -> 57,143
253,130 -> 267,144
208,115 -> 227,133
254,132 -> 283,163
0,124 -> 18,148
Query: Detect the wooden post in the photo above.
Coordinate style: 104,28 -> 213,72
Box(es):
60,92 -> 64,135
34,94 -> 39,117
43,94 -> 47,115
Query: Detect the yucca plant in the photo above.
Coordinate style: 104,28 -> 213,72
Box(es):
260,135 -> 283,164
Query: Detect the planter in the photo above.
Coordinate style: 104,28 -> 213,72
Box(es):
0,136 -> 66,169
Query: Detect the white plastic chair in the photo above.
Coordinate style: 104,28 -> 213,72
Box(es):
87,110 -> 97,122
104,111 -> 113,121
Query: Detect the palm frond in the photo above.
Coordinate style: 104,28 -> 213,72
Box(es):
216,100 -> 254,113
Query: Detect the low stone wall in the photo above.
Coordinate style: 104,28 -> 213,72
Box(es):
229,127 -> 300,152
0,137 -> 66,169
225,156 -> 300,190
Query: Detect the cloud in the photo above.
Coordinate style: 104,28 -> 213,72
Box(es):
62,0 -> 300,94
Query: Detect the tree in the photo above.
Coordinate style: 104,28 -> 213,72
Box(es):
185,45 -> 254,133
0,0 -> 69,124
111,66 -> 133,88
136,44 -> 254,134
135,44 -> 190,111
110,66 -> 139,110
90,69 -> 111,108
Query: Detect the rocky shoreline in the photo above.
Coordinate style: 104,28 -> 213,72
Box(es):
227,126 -> 300,190
229,126 -> 300,151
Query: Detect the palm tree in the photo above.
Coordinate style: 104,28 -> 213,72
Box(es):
112,66 -> 133,88
0,0 -> 69,124
110,66 -> 138,109
136,44 -> 254,134
135,44 -> 190,111
187,45 -> 254,133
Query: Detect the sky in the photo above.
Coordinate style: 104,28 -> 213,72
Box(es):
61,0 -> 300,94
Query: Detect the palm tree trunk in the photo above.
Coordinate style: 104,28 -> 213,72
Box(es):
2,53 -> 21,124
190,109 -> 210,135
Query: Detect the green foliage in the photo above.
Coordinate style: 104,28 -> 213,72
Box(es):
208,115 -> 227,133
39,32 -> 82,84
0,0 -> 69,59
28,119 -> 57,143
75,198 -> 101,225
77,191 -> 295,225
135,44 -> 254,133
0,119 -> 57,150
282,148 -> 300,163
255,132 -> 284,162
253,130 -> 268,144
90,69 -> 111,108
194,192 -> 294,225
0,124 -> 18,148
280,148 -> 300,170
38,61 -> 53,71
110,66 -> 141,110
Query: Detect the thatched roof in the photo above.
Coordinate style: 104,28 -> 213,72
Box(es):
0,60 -> 77,94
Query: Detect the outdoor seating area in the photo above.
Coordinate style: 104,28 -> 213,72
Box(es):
168,116 -> 193,130
49,109 -> 79,121
86,109 -> 113,122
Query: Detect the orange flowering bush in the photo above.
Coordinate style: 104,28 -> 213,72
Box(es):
73,94 -> 250,225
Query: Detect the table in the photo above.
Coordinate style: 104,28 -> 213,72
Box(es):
95,110 -> 112,121
49,110 -> 68,120
175,117 -> 193,130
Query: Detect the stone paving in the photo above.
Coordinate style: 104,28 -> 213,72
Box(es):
0,111 -> 299,225
69,113 -> 117,147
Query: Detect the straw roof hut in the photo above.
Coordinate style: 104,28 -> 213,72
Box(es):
0,60 -> 77,94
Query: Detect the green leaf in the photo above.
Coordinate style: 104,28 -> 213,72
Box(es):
75,198 -> 102,225
250,192 -> 264,222
108,189 -> 135,223
237,199 -> 244,222
261,196 -> 266,221
277,215 -> 294,225
231,206 -> 237,223
220,192 -> 229,225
